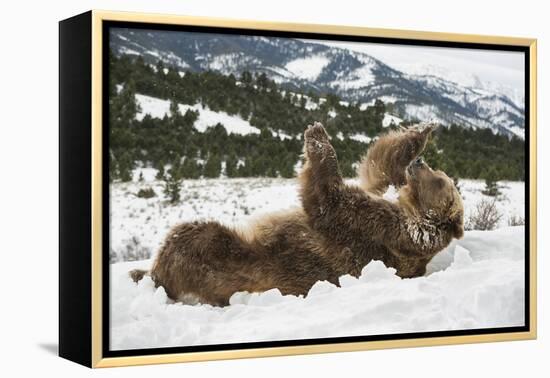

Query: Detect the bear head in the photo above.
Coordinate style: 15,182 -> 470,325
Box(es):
398,156 -> 464,239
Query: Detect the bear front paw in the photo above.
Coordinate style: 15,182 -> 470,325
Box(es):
406,122 -> 438,137
305,122 -> 330,143
304,122 -> 333,160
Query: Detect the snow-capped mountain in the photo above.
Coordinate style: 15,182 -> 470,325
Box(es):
110,28 -> 525,139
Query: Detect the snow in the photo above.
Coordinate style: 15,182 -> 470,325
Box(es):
382,113 -> 402,127
109,175 -> 525,350
330,62 -> 375,90
394,62 -> 524,110
289,93 -> 319,110
110,177 -> 301,258
404,104 -> 446,124
270,129 -> 294,140
179,104 -> 260,136
508,126 -> 525,139
284,55 -> 330,81
118,47 -> 141,56
378,95 -> 399,104
348,133 -> 372,143
110,225 -> 525,350
135,94 -> 170,119
360,96 -> 400,111
135,94 -> 260,136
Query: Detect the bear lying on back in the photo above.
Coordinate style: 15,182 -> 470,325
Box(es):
130,123 -> 464,306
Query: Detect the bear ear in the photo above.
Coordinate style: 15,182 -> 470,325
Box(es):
451,222 -> 464,239
448,212 -> 464,239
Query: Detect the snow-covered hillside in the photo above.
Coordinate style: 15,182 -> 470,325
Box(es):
135,94 -> 261,136
393,62 -> 524,110
134,92 -> 400,140
110,225 -> 525,350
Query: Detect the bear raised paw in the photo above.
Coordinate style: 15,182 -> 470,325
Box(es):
358,123 -> 437,195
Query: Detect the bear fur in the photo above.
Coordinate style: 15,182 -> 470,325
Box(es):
130,122 -> 464,306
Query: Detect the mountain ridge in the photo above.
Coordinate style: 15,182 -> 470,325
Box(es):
110,28 -> 525,139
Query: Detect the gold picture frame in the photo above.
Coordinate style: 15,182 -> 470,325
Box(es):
59,9 -> 537,368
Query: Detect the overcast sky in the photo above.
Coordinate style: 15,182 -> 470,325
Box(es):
307,39 -> 525,91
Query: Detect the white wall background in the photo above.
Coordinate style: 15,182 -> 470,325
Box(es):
0,0 -> 547,375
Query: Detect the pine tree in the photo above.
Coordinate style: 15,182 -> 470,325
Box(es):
203,153 -> 221,178
109,150 -> 119,182
155,164 -> 165,180
482,168 -> 501,197
110,79 -> 140,129
279,154 -> 295,178
240,71 -> 253,86
181,157 -> 202,179
117,151 -> 134,182
163,160 -> 182,204
423,136 -> 443,170
225,155 -> 238,178
169,99 -> 180,118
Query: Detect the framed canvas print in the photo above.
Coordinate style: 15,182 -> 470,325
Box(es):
59,10 -> 537,368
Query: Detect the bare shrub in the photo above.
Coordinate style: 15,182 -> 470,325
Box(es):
508,215 -> 525,226
466,199 -> 503,231
111,236 -> 152,263
136,187 -> 156,199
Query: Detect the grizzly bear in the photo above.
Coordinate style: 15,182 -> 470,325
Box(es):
130,122 -> 464,306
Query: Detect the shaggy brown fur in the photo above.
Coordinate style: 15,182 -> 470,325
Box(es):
358,124 -> 436,195
130,122 -> 464,306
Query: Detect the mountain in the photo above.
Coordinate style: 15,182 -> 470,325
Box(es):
110,28 -> 525,139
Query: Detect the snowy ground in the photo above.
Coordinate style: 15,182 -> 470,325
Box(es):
111,227 -> 524,350
109,172 -> 526,350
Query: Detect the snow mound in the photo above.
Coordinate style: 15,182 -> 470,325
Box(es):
110,226 -> 525,350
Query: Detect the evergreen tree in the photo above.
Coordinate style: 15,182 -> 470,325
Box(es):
181,157 -> 202,179
156,164 -> 165,180
169,98 -> 180,118
225,155 -> 238,178
109,150 -> 119,182
299,96 -> 307,109
423,136 -> 443,170
156,60 -> 165,75
482,168 -> 501,197
110,79 -> 140,129
117,151 -> 134,182
163,160 -> 182,204
240,71 -> 253,86
203,153 -> 222,178
279,154 -> 296,178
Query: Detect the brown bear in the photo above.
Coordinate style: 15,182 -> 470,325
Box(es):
129,122 -> 464,306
